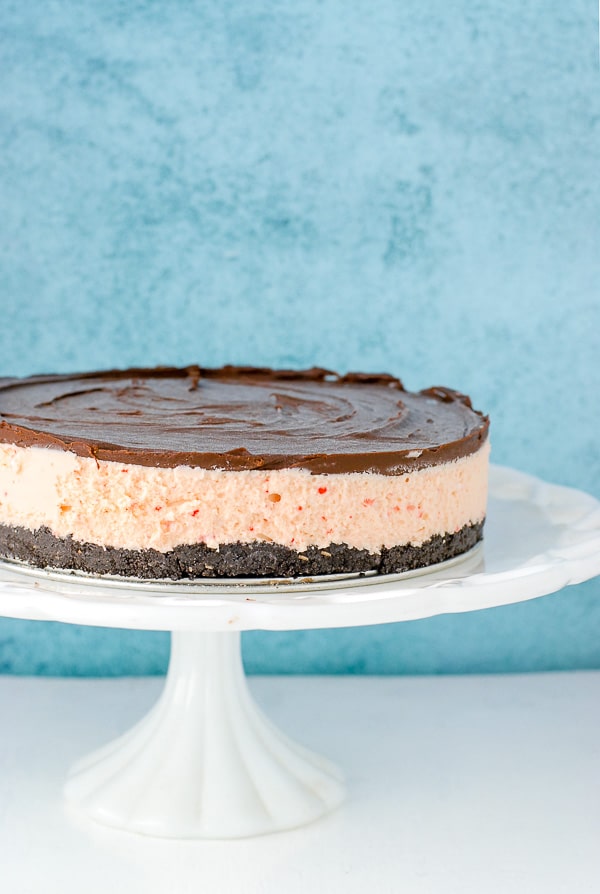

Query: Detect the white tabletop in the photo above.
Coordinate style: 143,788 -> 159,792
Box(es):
1,672 -> 599,893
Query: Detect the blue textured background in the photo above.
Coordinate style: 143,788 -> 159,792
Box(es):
0,1 -> 598,675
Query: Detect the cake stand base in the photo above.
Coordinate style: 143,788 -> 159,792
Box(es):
64,631 -> 345,838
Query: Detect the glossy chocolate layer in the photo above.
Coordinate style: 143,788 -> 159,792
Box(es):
0,366 -> 489,474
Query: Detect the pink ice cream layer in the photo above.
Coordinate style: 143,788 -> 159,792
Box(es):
0,441 -> 490,554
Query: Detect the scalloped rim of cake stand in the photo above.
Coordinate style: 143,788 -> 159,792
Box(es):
0,464 -> 598,632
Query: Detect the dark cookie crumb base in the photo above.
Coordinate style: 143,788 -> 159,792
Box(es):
0,522 -> 484,580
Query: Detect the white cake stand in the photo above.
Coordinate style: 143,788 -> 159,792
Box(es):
0,464 -> 599,839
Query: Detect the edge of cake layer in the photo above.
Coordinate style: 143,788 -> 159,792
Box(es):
0,441 -> 490,553
0,521 -> 484,580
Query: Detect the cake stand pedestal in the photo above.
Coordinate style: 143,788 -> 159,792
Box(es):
0,465 -> 599,839
65,630 -> 344,838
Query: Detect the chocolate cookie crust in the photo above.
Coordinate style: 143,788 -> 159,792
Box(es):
0,521 -> 483,580
0,366 -> 489,474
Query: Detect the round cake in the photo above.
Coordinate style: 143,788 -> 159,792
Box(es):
0,366 -> 490,579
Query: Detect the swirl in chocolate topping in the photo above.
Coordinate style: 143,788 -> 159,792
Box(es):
0,366 -> 489,474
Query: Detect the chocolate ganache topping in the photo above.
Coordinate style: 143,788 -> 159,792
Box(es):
0,366 -> 489,474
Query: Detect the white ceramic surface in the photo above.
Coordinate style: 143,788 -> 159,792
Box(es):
1,464 -> 599,839
64,631 -> 344,838
0,465 -> 598,632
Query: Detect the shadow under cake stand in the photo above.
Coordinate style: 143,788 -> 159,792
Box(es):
0,464 -> 599,840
